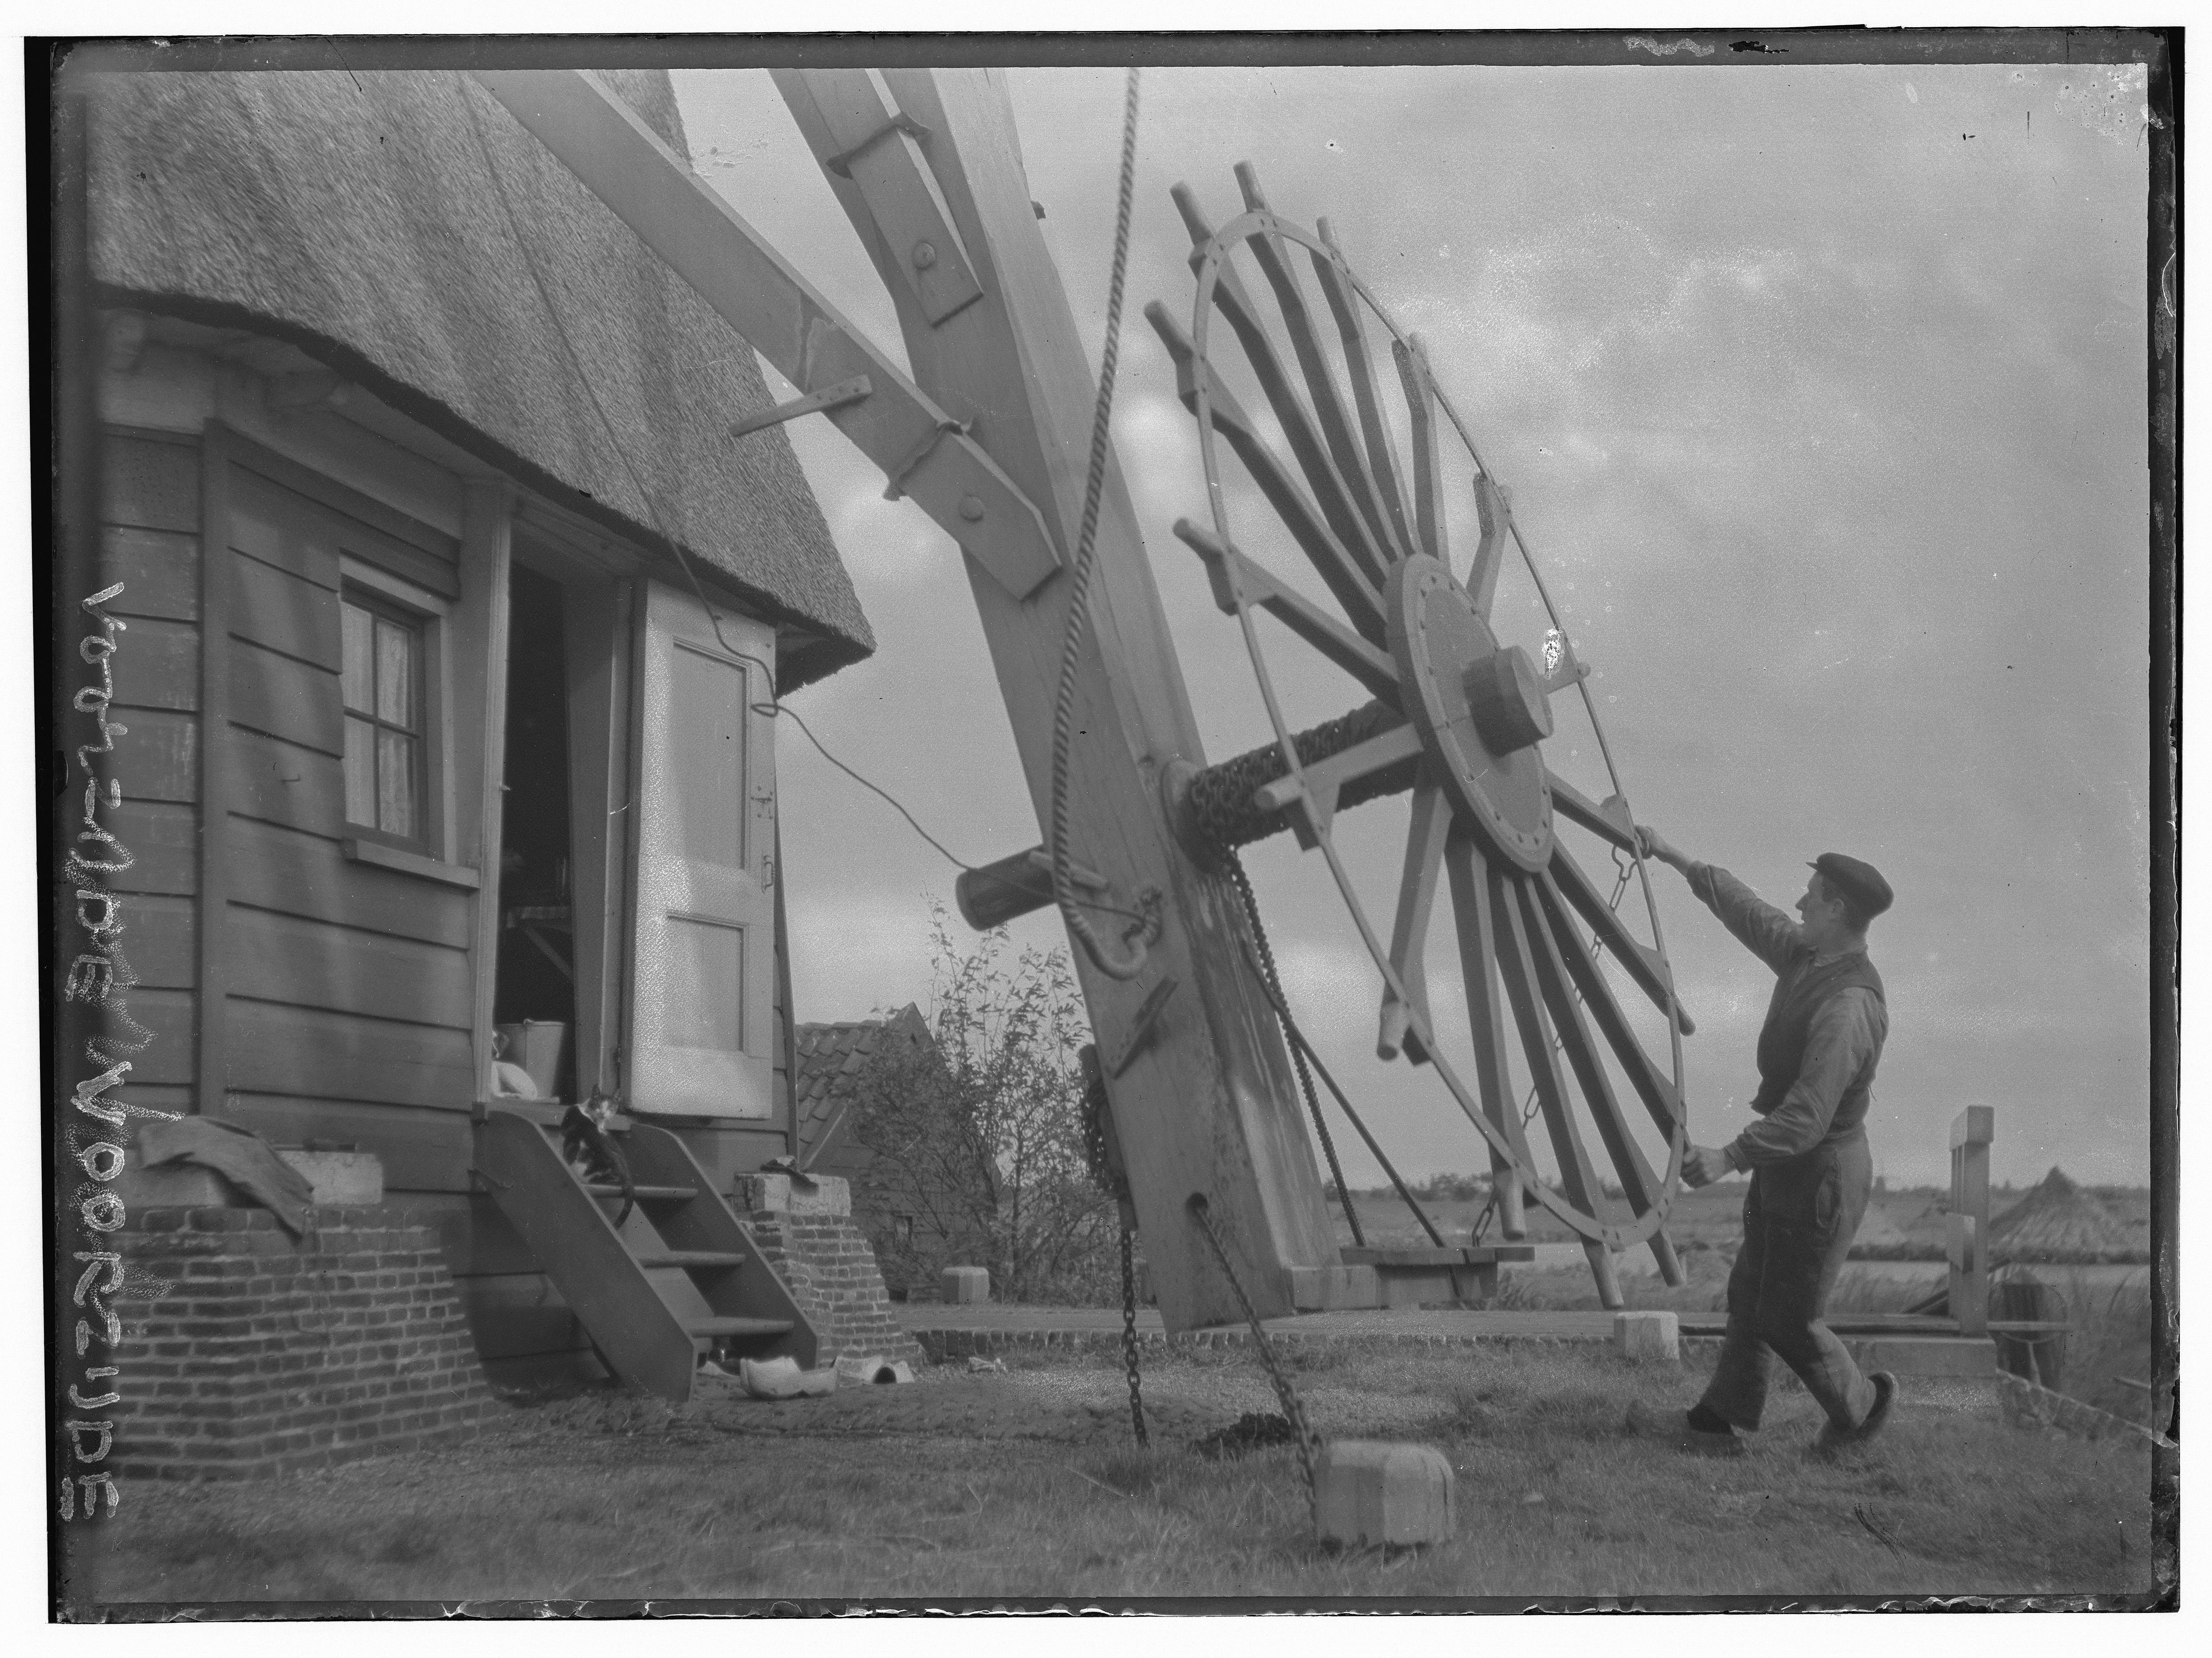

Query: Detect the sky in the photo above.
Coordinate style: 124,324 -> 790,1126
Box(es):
671,56 -> 2156,1190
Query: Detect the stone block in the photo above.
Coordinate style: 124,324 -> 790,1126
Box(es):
1615,1311 -> 1680,1363
1289,1263 -> 1382,1311
115,1165 -> 233,1210
940,1265 -> 990,1304
279,1151 -> 384,1206
1313,1440 -> 1455,1547
734,1172 -> 851,1217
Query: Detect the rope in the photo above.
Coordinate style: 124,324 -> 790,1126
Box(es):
1047,66 -> 1150,981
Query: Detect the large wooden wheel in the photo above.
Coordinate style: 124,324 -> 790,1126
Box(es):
1149,164 -> 1692,1297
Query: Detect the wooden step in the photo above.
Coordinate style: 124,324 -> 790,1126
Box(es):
638,1250 -> 746,1270
688,1316 -> 796,1339
585,1182 -> 697,1201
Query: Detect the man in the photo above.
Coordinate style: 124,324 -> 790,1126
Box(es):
1626,831 -> 1899,1458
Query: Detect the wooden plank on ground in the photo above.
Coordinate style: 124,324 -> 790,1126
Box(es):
100,527 -> 199,621
224,1000 -> 475,1111
227,819 -> 472,949
226,905 -> 472,1029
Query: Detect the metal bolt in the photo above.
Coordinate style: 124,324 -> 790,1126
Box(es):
912,240 -> 937,270
959,495 -> 985,521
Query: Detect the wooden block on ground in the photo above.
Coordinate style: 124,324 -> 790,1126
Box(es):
1314,1440 -> 1455,1547
941,1265 -> 990,1305
1615,1310 -> 1680,1362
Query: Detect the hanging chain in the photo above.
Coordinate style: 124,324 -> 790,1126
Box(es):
1187,1194 -> 1319,1523
1081,1051 -> 1148,1448
1470,842 -> 1643,1246
1116,1224 -> 1148,1448
1225,852 -> 1364,1247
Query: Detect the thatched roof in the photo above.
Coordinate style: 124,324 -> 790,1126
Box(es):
1989,1167 -> 2131,1257
792,1005 -> 937,1173
82,66 -> 873,691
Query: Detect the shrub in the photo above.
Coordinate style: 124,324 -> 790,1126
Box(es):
848,910 -> 1120,1306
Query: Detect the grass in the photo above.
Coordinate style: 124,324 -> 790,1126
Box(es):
64,1345 -> 2161,1609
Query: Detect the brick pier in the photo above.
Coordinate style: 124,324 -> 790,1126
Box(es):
103,1206 -> 500,1480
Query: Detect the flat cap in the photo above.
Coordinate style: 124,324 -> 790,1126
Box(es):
1810,852 -> 1894,918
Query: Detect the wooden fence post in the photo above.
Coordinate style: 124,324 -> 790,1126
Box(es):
1948,1105 -> 1994,1336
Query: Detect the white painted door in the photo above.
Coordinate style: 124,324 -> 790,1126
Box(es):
624,580 -> 777,1118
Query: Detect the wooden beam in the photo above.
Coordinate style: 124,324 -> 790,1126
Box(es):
776,66 -> 1338,1327
467,70 -> 1059,602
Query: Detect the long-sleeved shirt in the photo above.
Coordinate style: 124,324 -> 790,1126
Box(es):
1686,863 -> 1888,1168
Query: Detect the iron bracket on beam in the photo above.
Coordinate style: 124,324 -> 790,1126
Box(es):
882,416 -> 971,502
821,111 -> 932,177
728,374 -> 873,443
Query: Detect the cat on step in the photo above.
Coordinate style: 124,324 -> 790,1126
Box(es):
560,1089 -> 635,1226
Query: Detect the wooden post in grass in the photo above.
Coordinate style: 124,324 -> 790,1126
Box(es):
1948,1106 -> 1994,1337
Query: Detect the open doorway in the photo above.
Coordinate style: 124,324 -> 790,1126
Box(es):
492,563 -> 579,1103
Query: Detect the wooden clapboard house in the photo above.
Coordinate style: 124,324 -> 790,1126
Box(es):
74,65 -> 876,1388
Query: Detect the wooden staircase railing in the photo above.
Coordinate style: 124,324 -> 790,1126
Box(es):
476,1106 -> 816,1402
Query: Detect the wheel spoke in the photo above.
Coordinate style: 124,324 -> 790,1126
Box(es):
1311,222 -> 1421,565
1545,772 -> 1636,851
1170,185 -> 1392,587
1392,333 -> 1448,568
1515,877 -> 1667,1217
1173,518 -> 1401,708
1377,773 -> 1451,1062
1533,871 -> 1686,1137
1148,302 -> 1388,642
1444,831 -> 1534,1236
1488,861 -> 1607,1218
1466,471 -> 1511,616
1229,164 -> 1413,572
1548,842 -> 1695,1034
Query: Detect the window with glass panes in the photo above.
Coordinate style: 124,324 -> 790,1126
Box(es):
341,592 -> 425,843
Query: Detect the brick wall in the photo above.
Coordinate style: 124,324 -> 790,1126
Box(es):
743,1210 -> 922,1367
106,1205 -> 501,1480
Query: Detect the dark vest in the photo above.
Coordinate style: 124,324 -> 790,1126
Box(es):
1751,950 -> 1887,1126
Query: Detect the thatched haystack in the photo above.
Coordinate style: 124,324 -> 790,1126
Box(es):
1989,1167 -> 2134,1261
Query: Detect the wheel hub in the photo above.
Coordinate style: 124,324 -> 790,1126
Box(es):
1386,554 -> 1554,872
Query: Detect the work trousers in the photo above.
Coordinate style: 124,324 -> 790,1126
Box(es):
1697,1129 -> 1878,1433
